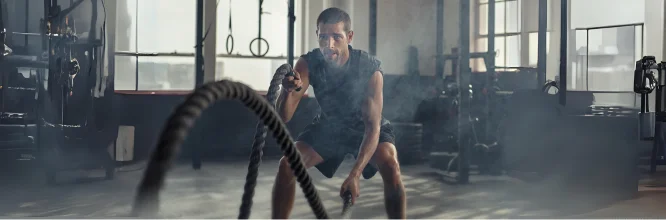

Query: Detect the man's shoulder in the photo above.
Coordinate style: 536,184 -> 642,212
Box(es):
300,48 -> 323,65
351,48 -> 382,73
301,48 -> 322,58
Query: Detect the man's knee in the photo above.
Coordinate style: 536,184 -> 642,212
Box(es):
278,156 -> 293,175
374,143 -> 401,178
277,141 -> 324,177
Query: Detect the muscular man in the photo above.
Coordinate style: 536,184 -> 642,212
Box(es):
272,7 -> 406,219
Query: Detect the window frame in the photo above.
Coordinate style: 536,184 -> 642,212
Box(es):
475,0 -> 522,70
113,0 -> 198,92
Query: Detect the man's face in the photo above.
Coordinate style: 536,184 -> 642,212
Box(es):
317,22 -> 353,66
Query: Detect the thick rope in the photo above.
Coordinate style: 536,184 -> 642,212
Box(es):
130,70 -> 329,218
238,64 -> 290,219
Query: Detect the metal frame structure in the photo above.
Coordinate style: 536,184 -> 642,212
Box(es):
0,0 -> 116,183
430,0 -> 552,184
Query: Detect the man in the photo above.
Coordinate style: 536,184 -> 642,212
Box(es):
272,7 -> 407,219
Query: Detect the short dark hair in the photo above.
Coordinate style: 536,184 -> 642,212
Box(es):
316,7 -> 352,31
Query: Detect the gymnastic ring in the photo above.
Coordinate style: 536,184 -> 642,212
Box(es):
249,37 -> 270,57
226,34 -> 234,55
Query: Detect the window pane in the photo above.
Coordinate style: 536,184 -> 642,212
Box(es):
473,38 -> 488,72
475,37 -> 488,52
115,0 -> 137,52
217,0 -> 300,57
528,32 -> 551,66
216,58 -> 299,91
479,4 -> 488,35
137,57 -> 195,90
495,36 -> 506,67
114,56 -> 137,90
506,35 -> 520,67
587,26 -> 636,92
506,0 -> 521,33
495,2 -> 506,34
137,0 -> 196,53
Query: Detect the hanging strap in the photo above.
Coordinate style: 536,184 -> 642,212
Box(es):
228,0 -> 232,34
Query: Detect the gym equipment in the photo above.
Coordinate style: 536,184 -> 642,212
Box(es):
0,0 -> 116,184
340,190 -> 353,219
40,0 -> 116,184
225,0 -> 234,55
249,0 -> 270,57
542,79 -> 559,94
132,64 -> 329,219
237,63 -> 287,218
634,56 -> 664,173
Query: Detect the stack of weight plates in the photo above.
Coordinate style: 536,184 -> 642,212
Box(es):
586,105 -> 638,117
392,122 -> 424,165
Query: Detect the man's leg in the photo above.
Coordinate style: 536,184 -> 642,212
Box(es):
371,142 -> 406,219
272,141 -> 324,219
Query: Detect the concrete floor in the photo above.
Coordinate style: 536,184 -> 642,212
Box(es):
1,159 -> 666,219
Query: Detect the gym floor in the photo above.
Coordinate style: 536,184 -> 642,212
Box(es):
1,159 -> 666,219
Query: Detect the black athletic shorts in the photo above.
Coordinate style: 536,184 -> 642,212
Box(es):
295,121 -> 396,179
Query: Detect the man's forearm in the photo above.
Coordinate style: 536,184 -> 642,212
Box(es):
350,128 -> 381,178
277,89 -> 296,122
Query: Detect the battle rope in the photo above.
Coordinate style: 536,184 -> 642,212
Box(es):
237,63 -> 289,218
131,64 -> 329,219
340,190 -> 354,219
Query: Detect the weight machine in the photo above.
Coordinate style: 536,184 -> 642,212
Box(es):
429,0 -> 553,184
0,0 -> 116,184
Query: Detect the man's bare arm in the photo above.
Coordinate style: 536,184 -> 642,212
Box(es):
277,57 -> 310,122
350,71 -> 384,178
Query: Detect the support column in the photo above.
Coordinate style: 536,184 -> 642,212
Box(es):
536,0 -> 547,87
520,0 -> 530,66
300,0 -> 308,54
203,0 -> 217,83
305,0 -> 325,50
547,0 -> 561,81
369,0 -> 377,55
457,0 -> 471,184
559,0 -> 568,105
326,0 -> 353,19
288,0 -> 296,66
436,0 -> 444,78
487,0 -> 495,73
194,0 -> 204,87
662,1 -> 666,60
192,0 -> 205,170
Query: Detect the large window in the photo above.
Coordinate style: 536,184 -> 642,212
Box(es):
114,0 -> 302,92
115,0 -> 197,91
214,0 -> 302,91
476,0 -> 522,71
